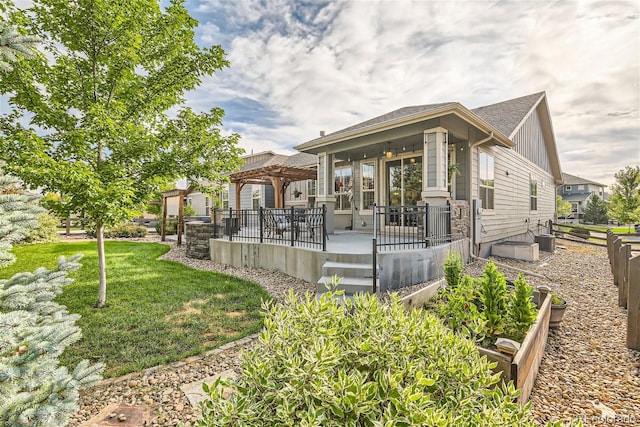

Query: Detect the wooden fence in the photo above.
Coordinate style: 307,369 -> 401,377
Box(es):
606,230 -> 640,350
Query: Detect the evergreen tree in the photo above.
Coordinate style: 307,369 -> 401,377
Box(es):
1,21 -> 103,425
0,170 -> 104,426
0,20 -> 38,72
582,194 -> 608,225
608,166 -> 640,232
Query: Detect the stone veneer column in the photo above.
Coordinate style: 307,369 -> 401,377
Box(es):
186,222 -> 215,259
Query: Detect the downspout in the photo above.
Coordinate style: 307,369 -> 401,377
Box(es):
468,132 -> 493,256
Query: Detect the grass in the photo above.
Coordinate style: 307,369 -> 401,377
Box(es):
555,224 -> 635,235
0,241 -> 270,378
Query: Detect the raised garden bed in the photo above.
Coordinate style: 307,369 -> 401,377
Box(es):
401,277 -> 551,405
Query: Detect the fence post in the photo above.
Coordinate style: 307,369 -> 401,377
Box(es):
228,207 -> 233,242
627,255 -> 640,350
322,204 -> 327,252
424,203 -> 430,247
372,204 -> 377,294
619,244 -> 631,308
290,206 -> 295,247
446,200 -> 452,242
607,230 -> 614,271
259,207 -> 264,243
613,238 -> 622,286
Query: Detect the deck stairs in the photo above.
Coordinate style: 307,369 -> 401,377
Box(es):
316,260 -> 379,297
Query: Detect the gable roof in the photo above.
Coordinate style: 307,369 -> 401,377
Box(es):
562,173 -> 605,187
471,92 -> 544,138
319,103 -> 454,140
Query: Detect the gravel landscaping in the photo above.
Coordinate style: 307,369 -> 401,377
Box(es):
68,237 -> 640,426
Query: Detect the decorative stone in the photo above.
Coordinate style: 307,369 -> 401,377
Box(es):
79,403 -> 151,427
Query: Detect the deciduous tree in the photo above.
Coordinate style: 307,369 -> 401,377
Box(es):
556,194 -> 571,221
0,0 -> 243,307
608,166 -> 640,232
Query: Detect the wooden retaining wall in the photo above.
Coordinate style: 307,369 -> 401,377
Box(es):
401,283 -> 551,405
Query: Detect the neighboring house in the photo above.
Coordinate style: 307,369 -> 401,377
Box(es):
557,173 -> 607,222
295,92 -> 563,257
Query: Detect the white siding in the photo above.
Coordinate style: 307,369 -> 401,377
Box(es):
512,108 -> 552,174
474,145 -> 556,244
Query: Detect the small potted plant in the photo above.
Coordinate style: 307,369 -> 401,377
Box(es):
549,293 -> 567,328
537,285 -> 566,328
293,189 -> 302,199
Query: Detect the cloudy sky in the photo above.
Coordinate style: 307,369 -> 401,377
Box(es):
181,0 -> 639,186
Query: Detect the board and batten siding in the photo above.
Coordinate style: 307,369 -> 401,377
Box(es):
512,108 -> 552,175
473,144 -> 555,244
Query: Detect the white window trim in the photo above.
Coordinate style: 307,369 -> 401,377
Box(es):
360,160 -> 376,212
334,166 -> 352,212
478,150 -> 495,211
530,176 -> 538,211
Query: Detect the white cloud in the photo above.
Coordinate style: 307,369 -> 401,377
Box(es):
192,1 -> 640,184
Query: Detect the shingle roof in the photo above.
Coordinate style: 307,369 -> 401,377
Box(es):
471,92 -> 544,138
282,152 -> 317,168
562,173 -> 605,187
318,103 -> 454,140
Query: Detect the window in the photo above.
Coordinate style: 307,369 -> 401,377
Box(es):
361,161 -> 375,210
219,185 -> 229,210
334,166 -> 352,211
530,177 -> 538,211
205,197 -> 210,216
478,151 -> 494,210
252,184 -> 261,209
307,180 -> 316,197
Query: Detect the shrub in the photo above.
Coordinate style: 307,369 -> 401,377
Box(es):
105,223 -> 147,238
431,261 -> 538,347
443,250 -> 463,288
22,211 -> 59,243
154,219 -> 178,235
86,223 -> 148,238
198,291 -> 536,426
183,205 -> 197,216
505,273 -> 537,342
571,226 -> 590,239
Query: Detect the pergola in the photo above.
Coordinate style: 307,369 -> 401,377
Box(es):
229,165 -> 317,210
160,186 -> 192,246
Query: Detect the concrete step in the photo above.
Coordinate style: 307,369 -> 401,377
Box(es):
321,261 -> 378,279
316,276 -> 375,295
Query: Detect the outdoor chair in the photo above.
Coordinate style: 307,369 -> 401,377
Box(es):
264,209 -> 292,237
305,207 -> 327,240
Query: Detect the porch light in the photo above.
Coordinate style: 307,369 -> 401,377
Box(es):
363,152 -> 367,159
385,142 -> 393,158
386,150 -> 393,159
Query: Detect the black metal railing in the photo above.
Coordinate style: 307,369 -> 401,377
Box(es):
373,203 -> 452,251
212,205 -> 326,251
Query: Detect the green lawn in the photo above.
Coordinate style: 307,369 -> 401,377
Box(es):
555,224 -> 635,235
0,241 -> 270,378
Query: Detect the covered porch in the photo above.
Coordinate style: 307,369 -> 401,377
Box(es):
294,104 -> 513,237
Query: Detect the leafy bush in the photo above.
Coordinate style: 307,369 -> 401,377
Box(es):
184,205 -> 197,216
443,250 -> 463,288
431,260 -> 538,347
506,274 -> 537,342
571,226 -> 590,239
154,219 -> 178,235
86,223 -> 148,238
23,211 -> 59,243
198,291 -> 537,426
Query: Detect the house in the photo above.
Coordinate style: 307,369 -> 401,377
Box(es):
295,91 -> 563,258
204,92 -> 562,291
557,173 -> 607,222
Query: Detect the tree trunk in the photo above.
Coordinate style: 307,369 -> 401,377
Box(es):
96,221 -> 107,308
